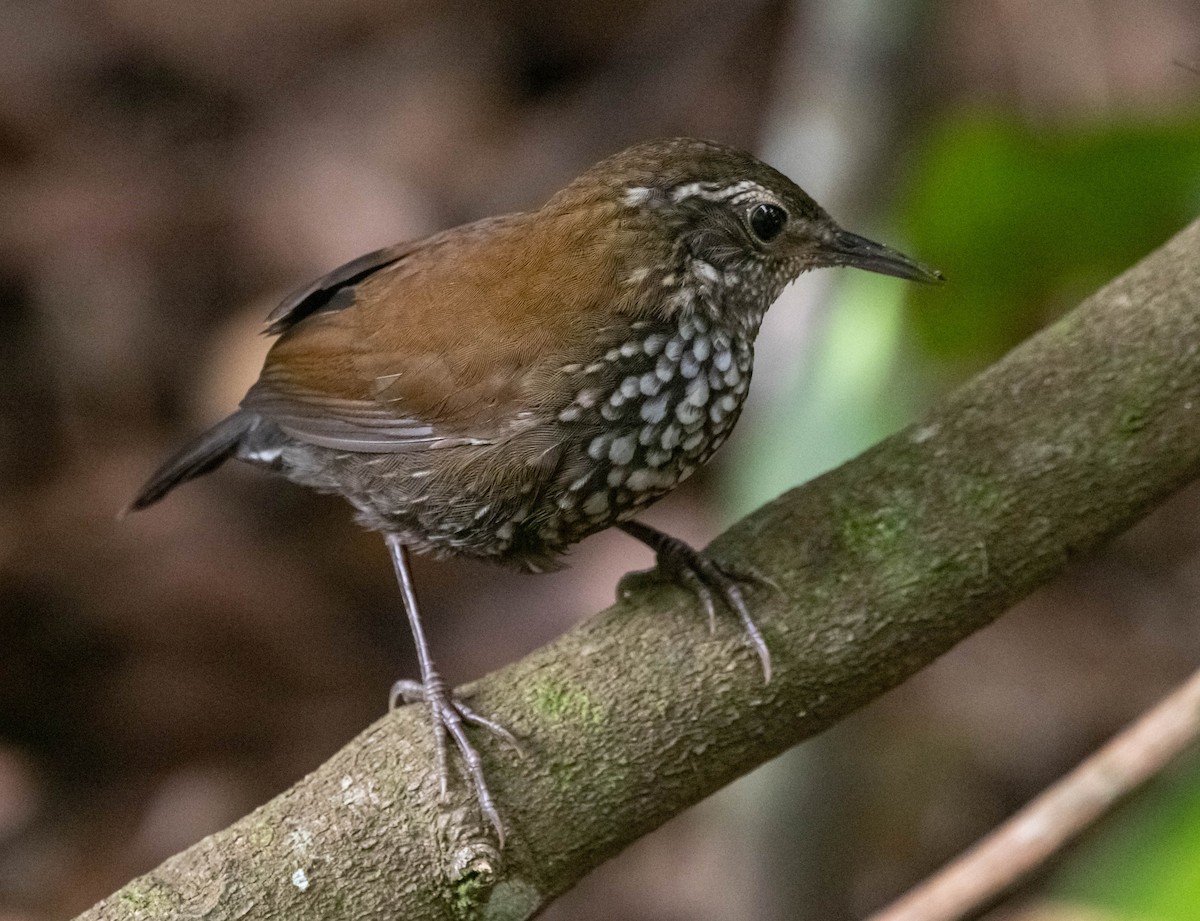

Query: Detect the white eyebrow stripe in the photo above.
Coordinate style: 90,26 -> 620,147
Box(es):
669,179 -> 766,202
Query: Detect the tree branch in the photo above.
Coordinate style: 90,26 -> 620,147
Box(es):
867,662 -> 1200,921
80,220 -> 1200,921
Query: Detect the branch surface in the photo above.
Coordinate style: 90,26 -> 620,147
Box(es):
81,220 -> 1200,921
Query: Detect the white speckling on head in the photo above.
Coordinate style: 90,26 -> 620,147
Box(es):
496,521 -> 515,541
558,406 -> 581,422
692,260 -> 721,285
620,341 -> 640,358
624,267 -> 649,286
576,388 -> 599,409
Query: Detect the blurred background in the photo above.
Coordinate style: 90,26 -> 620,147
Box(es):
2,0 -> 1200,918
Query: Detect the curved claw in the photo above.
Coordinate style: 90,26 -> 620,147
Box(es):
389,678 -> 519,844
619,521 -> 773,683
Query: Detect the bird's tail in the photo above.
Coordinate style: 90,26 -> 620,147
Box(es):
124,411 -> 257,514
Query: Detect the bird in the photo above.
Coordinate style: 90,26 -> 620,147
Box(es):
127,137 -> 942,843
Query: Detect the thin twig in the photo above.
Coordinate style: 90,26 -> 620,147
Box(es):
866,665 -> 1200,921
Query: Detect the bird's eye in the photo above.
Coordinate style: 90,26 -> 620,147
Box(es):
748,203 -> 788,242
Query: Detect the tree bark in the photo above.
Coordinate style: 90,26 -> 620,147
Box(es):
79,220 -> 1200,921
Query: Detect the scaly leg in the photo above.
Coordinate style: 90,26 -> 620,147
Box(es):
618,520 -> 775,682
384,534 -> 517,844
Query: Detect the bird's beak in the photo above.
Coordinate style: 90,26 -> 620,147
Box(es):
821,229 -> 944,284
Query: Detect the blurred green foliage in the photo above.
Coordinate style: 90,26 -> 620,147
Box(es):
903,112 -> 1200,368
1052,753 -> 1200,921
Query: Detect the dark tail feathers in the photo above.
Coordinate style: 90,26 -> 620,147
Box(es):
124,411 -> 256,514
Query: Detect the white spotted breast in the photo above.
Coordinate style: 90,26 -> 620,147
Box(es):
541,313 -> 754,545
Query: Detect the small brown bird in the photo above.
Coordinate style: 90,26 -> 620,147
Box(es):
128,138 -> 941,841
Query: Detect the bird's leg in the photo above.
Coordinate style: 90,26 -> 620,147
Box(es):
617,520 -> 775,682
384,534 -> 517,844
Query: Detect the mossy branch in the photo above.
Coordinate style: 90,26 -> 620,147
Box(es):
79,220 -> 1200,921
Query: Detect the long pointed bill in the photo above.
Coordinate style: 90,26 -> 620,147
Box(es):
825,229 -> 944,284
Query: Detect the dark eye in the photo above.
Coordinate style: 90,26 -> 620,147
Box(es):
748,203 -> 787,242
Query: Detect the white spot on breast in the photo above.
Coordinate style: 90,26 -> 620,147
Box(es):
583,492 -> 609,516
496,521 -> 515,541
641,393 -> 669,423
577,389 -> 599,408
609,434 -> 636,465
620,341 -> 640,358
692,337 -> 711,362
640,372 -> 664,396
558,406 -> 582,422
686,377 -> 710,407
588,435 -> 610,460
655,354 -> 676,382
643,334 -> 666,356
680,354 -> 701,378
676,401 -> 704,426
661,424 -> 681,450
626,468 -> 655,491
619,376 -> 640,399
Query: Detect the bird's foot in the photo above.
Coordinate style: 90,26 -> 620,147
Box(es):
390,678 -> 521,845
636,530 -> 775,683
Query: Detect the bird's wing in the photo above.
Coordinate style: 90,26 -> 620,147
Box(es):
242,212 -> 592,454
263,245 -> 417,336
